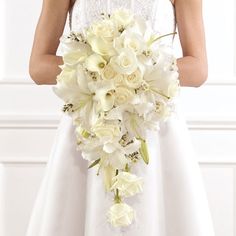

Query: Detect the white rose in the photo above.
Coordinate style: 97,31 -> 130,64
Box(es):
113,31 -> 145,55
124,34 -> 145,55
91,121 -> 121,141
114,86 -> 135,105
110,48 -> 138,75
107,202 -> 135,227
113,74 -> 126,87
124,69 -> 143,88
85,53 -> 107,73
88,19 -> 118,42
110,171 -> 143,197
86,33 -> 116,57
111,8 -> 134,28
102,64 -> 117,80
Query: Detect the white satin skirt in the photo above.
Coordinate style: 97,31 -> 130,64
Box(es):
25,102 -> 216,236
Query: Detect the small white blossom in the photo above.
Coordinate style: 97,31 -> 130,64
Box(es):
107,202 -> 135,227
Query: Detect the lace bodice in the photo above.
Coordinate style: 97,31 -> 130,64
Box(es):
69,0 -> 176,44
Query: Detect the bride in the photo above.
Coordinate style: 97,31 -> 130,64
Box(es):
26,0 -> 215,235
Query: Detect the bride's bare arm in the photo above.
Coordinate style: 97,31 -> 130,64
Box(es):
29,0 -> 72,85
173,0 -> 208,87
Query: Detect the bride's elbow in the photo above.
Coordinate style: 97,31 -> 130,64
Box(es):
29,60 -> 44,85
194,63 -> 208,88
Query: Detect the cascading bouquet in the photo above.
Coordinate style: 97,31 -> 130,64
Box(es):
53,8 -> 180,228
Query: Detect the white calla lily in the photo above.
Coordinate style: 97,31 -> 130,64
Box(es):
111,8 -> 134,28
85,53 -> 107,73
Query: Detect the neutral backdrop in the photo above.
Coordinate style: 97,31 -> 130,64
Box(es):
0,0 -> 236,236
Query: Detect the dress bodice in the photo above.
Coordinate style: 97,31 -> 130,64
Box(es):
69,0 -> 176,44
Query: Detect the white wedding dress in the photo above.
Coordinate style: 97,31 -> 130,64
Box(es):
26,0 -> 216,235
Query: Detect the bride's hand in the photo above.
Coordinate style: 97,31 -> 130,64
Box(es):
29,0 -> 73,85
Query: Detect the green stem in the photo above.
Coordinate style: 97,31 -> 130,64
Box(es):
150,88 -> 170,100
147,32 -> 177,46
153,32 -> 177,42
113,169 -> 122,203
114,188 -> 122,203
124,163 -> 130,172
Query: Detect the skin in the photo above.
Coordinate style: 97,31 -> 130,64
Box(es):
29,0 -> 208,87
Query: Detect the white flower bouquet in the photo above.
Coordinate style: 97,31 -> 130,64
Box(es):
53,8 -> 180,228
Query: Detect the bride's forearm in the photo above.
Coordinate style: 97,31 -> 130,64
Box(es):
29,54 -> 63,85
29,54 -> 208,87
176,56 -> 208,87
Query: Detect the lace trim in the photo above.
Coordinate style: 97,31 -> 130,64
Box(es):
70,0 -> 176,42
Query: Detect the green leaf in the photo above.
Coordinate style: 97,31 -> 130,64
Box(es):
88,158 -> 100,169
139,139 -> 149,164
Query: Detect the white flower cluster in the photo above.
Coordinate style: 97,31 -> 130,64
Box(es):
53,7 -> 180,228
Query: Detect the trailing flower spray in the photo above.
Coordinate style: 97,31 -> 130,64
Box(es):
53,7 -> 180,227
